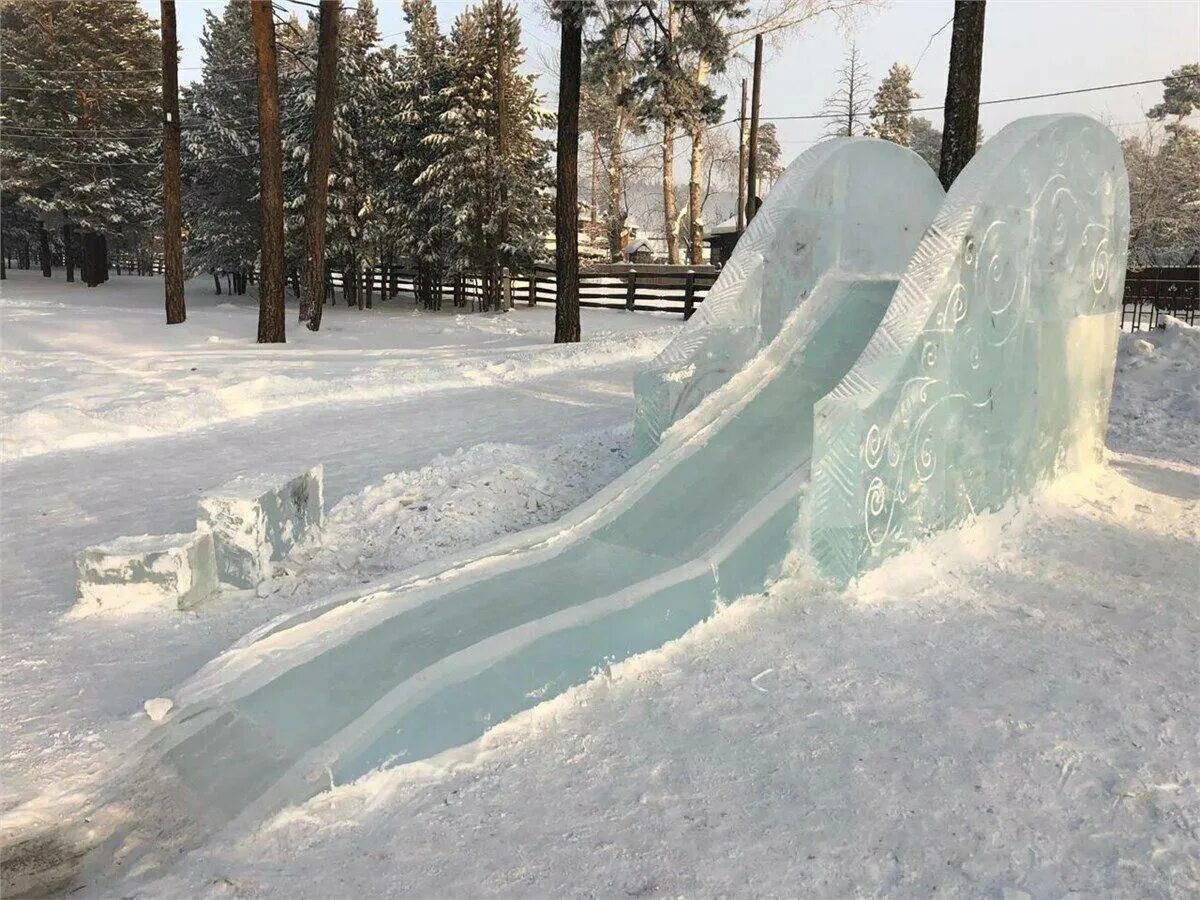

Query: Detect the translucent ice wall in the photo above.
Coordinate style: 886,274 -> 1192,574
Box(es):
633,139 -> 946,455
809,115 -> 1130,583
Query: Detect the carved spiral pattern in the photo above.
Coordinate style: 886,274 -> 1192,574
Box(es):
827,117 -> 1129,578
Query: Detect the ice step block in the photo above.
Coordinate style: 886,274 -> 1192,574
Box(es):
197,465 -> 324,589
75,530 -> 218,613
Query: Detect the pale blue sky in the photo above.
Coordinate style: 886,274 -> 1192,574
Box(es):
145,0 -> 1198,160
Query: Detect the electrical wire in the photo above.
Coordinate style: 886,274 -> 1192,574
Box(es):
619,73 -> 1198,155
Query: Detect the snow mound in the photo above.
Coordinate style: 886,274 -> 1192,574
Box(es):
1109,316 -> 1200,465
256,429 -> 634,605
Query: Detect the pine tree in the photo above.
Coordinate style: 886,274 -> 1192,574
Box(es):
584,2 -> 644,261
821,43 -> 870,138
251,0 -> 286,343
553,0 -> 584,343
869,63 -> 919,146
757,122 -> 783,187
938,0 -> 986,189
623,1 -> 742,263
429,0 -> 552,312
161,0 -> 186,324
384,0 -> 450,309
908,116 -> 943,171
323,0 -> 388,309
299,1 -> 341,330
181,1 -> 261,289
0,1 -> 161,281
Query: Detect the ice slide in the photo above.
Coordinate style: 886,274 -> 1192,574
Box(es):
46,138 -> 939,880
40,116 -> 1128,887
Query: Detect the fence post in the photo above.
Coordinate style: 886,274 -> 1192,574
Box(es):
502,266 -> 513,309
683,269 -> 696,320
528,270 -> 537,306
625,268 -> 637,311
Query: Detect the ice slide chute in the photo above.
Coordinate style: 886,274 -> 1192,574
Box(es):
38,117 -> 1128,887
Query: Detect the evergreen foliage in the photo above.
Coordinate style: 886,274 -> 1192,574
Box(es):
181,0 -> 261,284
427,0 -> 552,310
386,0 -> 452,308
869,63 -> 919,146
0,0 -> 161,272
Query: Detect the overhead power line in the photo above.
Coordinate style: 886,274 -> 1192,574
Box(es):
620,73 -> 1197,156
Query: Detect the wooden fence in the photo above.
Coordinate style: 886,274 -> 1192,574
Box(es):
1122,266 -> 1199,330
261,260 -> 1200,332
325,262 -> 721,319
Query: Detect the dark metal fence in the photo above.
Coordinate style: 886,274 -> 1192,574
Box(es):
1122,266 -> 1198,331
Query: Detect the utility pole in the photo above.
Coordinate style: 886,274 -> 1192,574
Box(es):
737,79 -> 747,231
745,34 -> 763,224
938,0 -> 986,190
302,0 -> 341,332
554,1 -> 582,343
251,0 -> 286,343
161,0 -> 186,324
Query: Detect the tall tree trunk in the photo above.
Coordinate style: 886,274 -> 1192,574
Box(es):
39,227 -> 52,277
62,223 -> 74,282
661,124 -> 679,264
554,0 -> 582,343
746,34 -> 763,224
161,0 -> 186,323
303,0 -> 340,331
938,0 -> 986,190
737,79 -> 747,231
213,270 -> 222,295
660,1 -> 680,264
687,58 -> 710,265
607,113 -> 626,261
493,11 -> 509,315
589,131 -> 600,223
251,0 -> 286,343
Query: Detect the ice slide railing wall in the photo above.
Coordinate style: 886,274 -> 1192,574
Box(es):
62,139 -> 943,879
810,116 -> 1129,582
56,117 -> 1127,885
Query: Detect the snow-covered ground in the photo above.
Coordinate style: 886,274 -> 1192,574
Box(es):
2,271 -> 1197,897
0,270 -> 673,817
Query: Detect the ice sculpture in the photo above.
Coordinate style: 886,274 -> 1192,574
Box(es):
633,139 -> 941,454
809,115 -> 1129,582
37,119 -> 1129,890
56,139 -> 942,882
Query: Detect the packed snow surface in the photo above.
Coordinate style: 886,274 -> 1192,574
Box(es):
1,273 -> 1197,897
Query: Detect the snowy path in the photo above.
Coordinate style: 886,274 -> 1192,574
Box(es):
0,272 -> 677,813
